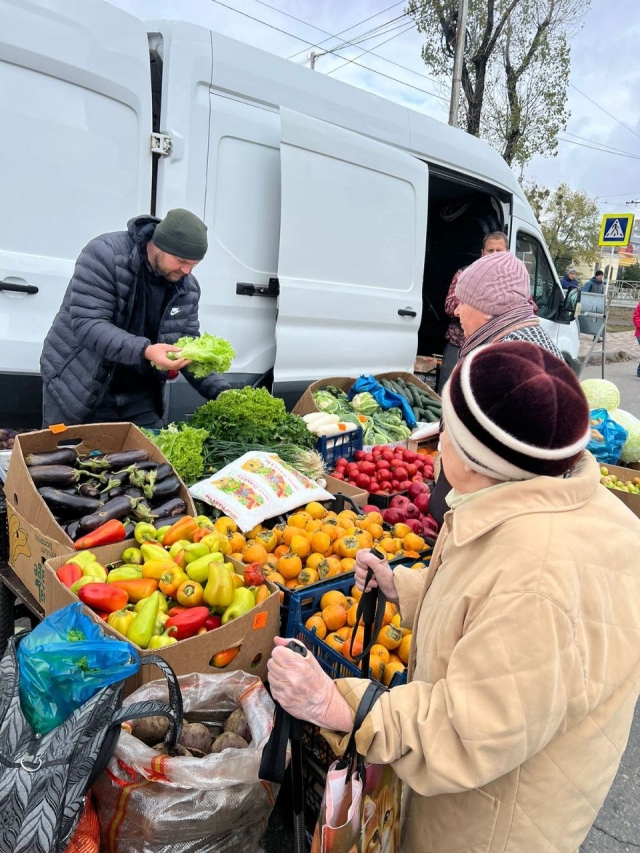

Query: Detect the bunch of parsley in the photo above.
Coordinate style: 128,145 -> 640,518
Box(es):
146,424 -> 208,484
190,387 -> 315,448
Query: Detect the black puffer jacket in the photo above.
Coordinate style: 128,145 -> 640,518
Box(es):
40,216 -> 229,424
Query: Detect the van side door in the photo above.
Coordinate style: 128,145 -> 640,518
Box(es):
274,109 -> 428,404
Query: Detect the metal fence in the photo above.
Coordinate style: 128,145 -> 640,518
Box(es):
607,281 -> 640,305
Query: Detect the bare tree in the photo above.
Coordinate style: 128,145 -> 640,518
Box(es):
407,0 -> 588,166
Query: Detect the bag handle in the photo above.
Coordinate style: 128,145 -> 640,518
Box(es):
109,654 -> 184,748
339,680 -> 388,780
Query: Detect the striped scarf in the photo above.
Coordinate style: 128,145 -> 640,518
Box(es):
459,305 -> 538,359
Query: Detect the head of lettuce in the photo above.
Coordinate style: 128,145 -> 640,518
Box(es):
164,333 -> 235,379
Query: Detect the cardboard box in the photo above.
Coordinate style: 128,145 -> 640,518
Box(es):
5,423 -> 195,601
45,541 -> 280,691
292,376 -> 355,417
601,464 -> 640,518
323,474 -> 368,507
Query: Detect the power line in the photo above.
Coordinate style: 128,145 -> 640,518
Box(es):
287,1 -> 405,60
327,23 -> 418,77
562,130 -> 640,158
569,83 -> 640,142
596,192 -> 640,199
209,0 -> 447,104
557,135 -> 640,160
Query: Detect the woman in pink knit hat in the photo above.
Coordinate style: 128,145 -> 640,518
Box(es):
453,251 -> 562,360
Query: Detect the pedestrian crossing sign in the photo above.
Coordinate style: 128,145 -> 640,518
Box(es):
598,213 -> 634,246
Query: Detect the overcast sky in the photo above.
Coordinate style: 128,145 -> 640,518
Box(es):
107,0 -> 640,214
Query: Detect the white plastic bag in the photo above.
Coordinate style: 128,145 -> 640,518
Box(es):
189,451 -> 332,531
92,671 -> 277,853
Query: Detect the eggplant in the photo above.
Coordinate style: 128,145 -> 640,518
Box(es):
25,448 -> 78,468
152,511 -> 190,529
107,486 -> 127,500
29,465 -> 85,489
132,499 -> 153,522
155,463 -> 174,481
144,475 -> 180,502
125,487 -> 144,499
135,461 -> 159,472
78,482 -> 101,499
76,495 -> 140,535
149,498 -> 187,521
80,450 -> 149,471
38,488 -> 102,516
66,520 -> 80,541
123,521 -> 135,539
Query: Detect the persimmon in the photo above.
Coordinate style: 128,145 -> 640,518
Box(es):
310,531 -> 332,555
324,632 -> 345,654
364,522 -> 384,541
340,557 -> 356,573
322,604 -> 348,631
278,553 -> 303,579
320,590 -> 348,610
285,578 -> 300,589
403,532 -> 426,552
346,603 -> 359,627
305,519 -> 323,534
382,661 -> 405,687
290,534 -> 311,559
305,501 -> 327,520
242,542 -> 268,564
245,524 -> 263,539
350,585 -> 362,601
297,567 -> 319,586
337,510 -> 357,527
335,536 -> 359,559
227,531 -> 246,553
256,530 -> 277,552
288,511 -> 312,529
264,571 -> 286,586
335,625 -> 351,641
392,523 -> 411,539
398,634 -> 411,664
274,544 -> 290,559
317,558 -> 341,581
265,553 -> 280,570
377,625 -> 403,650
272,523 -> 286,545
321,523 -> 341,542
381,602 -> 397,626
305,614 -> 326,638
362,510 -> 383,526
306,552 -> 326,570
368,657 -> 386,682
370,644 -> 390,664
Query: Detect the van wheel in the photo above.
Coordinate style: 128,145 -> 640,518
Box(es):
562,352 -> 580,375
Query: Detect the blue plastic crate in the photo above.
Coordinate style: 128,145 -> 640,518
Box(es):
315,427 -> 363,467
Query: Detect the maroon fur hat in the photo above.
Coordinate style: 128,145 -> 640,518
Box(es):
442,341 -> 591,480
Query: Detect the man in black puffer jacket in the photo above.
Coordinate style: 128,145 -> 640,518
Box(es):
41,210 -> 230,427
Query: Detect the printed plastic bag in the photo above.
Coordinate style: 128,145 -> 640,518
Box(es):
348,375 -> 417,427
17,603 -> 139,735
189,451 -> 332,531
586,407 -> 628,465
92,671 -> 277,853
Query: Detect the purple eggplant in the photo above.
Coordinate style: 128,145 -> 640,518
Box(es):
76,495 -> 140,535
29,465 -> 86,489
25,448 -> 78,468
80,450 -> 149,472
38,488 -> 102,516
144,475 -> 180,502
149,498 -> 187,521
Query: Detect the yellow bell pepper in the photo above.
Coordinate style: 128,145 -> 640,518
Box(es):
107,608 -> 137,637
142,559 -> 179,580
158,566 -> 189,597
203,563 -> 234,609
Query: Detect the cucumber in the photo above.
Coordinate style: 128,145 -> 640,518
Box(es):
380,379 -> 395,393
422,410 -> 439,423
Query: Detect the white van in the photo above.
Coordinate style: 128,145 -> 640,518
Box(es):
0,0 -> 580,428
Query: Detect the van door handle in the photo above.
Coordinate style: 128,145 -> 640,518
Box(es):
0,281 -> 39,295
398,307 -> 416,318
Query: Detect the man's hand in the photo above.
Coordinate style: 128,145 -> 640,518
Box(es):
144,343 -> 191,371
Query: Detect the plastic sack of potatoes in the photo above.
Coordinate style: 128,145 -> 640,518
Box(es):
92,671 -> 277,853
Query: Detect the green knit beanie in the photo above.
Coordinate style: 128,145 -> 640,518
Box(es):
153,209 -> 208,261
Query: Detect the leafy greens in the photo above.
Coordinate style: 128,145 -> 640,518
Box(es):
146,423 -> 208,485
166,333 -> 235,379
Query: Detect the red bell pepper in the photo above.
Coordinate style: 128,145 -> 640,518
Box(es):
204,615 -> 222,631
56,563 -> 83,589
77,583 -> 129,613
243,562 -> 265,587
109,578 -> 159,603
165,606 -> 210,640
167,605 -> 189,618
74,519 -> 127,551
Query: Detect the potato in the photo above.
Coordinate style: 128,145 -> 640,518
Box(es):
153,742 -> 192,758
210,732 -> 248,753
131,715 -> 169,746
223,708 -> 251,743
178,721 -> 212,754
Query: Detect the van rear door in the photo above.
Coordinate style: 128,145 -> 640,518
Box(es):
273,108 -> 428,403
0,0 -> 151,424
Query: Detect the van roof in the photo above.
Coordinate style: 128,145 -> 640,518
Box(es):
156,21 -> 520,199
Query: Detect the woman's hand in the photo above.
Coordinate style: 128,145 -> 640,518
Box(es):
267,638 -> 353,732
355,549 -> 398,603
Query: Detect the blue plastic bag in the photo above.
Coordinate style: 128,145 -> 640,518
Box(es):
586,407 -> 628,465
348,375 -> 417,428
17,603 -> 139,734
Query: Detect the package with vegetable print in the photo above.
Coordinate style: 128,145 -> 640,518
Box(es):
92,671 -> 277,853
189,451 -> 332,532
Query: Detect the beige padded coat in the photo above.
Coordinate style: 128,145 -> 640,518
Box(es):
325,454 -> 640,852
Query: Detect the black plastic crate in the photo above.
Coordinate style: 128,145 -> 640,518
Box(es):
302,723 -> 339,773
316,427 -> 363,468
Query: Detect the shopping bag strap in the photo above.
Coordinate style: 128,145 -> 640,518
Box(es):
258,702 -> 291,785
348,581 -> 386,665
339,680 -> 388,778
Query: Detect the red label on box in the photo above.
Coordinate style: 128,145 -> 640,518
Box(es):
253,612 -> 268,630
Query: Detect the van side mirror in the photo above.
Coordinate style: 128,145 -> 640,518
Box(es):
558,285 -> 580,323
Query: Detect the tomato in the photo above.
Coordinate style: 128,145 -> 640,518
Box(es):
356,474 -> 371,489
394,467 -> 408,481
354,450 -> 366,461
347,463 -> 359,475
391,480 -> 401,490
413,473 -> 424,482
335,457 -> 348,469
360,461 -> 376,475
405,463 -> 417,477
364,453 -> 374,463
372,452 -> 381,461
403,450 -> 416,463
394,449 -> 404,457
332,471 -> 345,480
376,460 -> 390,472
369,481 -> 380,493
381,451 -> 394,463
379,481 -> 392,492
399,480 -> 412,491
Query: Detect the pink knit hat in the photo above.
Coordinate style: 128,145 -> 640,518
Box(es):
455,252 -> 531,315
